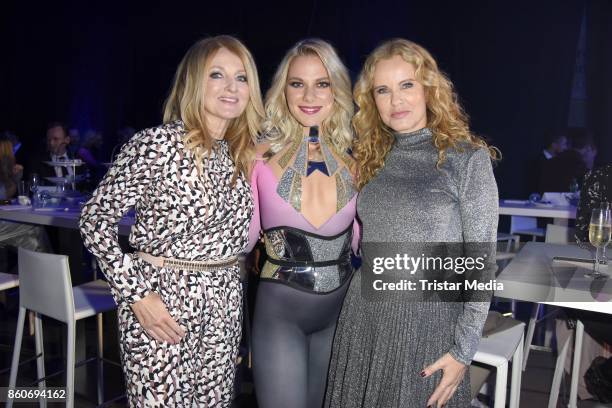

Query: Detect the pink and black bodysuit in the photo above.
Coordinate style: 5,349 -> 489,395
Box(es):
247,130 -> 359,408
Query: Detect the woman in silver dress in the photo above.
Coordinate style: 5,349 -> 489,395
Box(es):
325,39 -> 499,407
80,36 -> 264,407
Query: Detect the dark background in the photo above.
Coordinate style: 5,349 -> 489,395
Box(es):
1,0 -> 610,198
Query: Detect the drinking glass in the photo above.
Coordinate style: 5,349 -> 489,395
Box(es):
600,202 -> 610,265
585,205 -> 611,279
56,179 -> 67,194
29,173 -> 39,196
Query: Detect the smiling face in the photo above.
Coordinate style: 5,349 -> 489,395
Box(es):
285,54 -> 334,128
203,47 -> 250,138
372,55 -> 427,134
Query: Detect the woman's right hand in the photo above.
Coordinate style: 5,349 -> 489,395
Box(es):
131,292 -> 185,344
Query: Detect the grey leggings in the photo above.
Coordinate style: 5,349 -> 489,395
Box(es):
252,279 -> 350,408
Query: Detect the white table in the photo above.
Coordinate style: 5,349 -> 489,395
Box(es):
495,242 -> 612,408
499,200 -> 577,220
0,206 -> 134,235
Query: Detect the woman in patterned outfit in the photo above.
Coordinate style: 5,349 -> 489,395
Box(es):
247,39 -> 359,408
79,36 -> 264,407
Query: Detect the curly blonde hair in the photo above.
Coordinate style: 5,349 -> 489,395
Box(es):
263,38 -> 353,156
163,35 -> 264,182
353,38 -> 499,189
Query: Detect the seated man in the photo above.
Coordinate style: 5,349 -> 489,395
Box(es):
538,128 -> 597,193
30,122 -> 84,182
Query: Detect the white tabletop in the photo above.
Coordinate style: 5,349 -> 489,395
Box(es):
499,200 -> 577,219
0,205 -> 134,236
495,242 -> 612,314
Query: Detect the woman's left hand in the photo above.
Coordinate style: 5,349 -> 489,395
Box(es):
421,352 -> 467,408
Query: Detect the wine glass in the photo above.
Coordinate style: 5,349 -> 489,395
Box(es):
600,202 -> 610,265
29,173 -> 39,196
585,205 -> 611,279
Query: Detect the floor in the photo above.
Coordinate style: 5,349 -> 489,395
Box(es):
0,286 -> 609,407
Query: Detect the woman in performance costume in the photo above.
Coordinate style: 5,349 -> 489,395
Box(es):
248,38 -> 359,408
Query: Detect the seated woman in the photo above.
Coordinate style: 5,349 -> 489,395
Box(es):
0,136 -> 50,252
569,162 -> 612,402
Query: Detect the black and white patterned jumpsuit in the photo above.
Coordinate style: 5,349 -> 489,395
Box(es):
79,120 -> 252,407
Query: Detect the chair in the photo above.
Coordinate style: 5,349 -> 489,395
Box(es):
510,216 -> 545,241
494,233 -> 520,315
7,248 -> 117,408
496,232 -> 520,268
497,232 -> 520,254
472,312 -> 526,408
522,224 -> 576,369
545,224 -> 576,244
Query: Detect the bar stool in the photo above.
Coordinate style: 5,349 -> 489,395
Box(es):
497,232 -> 520,254
7,248 -> 117,408
510,216 -> 545,241
522,225 -> 576,370
472,312 -> 526,408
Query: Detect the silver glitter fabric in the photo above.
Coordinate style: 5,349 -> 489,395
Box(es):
292,140 -> 309,176
289,172 -> 302,211
275,132 -> 356,215
276,167 -> 295,205
320,139 -> 339,175
265,230 -> 286,258
261,227 -> 353,293
276,167 -> 303,212
305,233 -> 346,291
335,167 -> 356,212
325,128 -> 498,408
277,138 -> 300,169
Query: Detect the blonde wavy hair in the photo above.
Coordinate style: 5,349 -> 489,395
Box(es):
163,35 -> 264,182
353,38 -> 499,189
263,38 -> 353,156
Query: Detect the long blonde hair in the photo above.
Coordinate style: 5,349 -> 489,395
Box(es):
353,38 -> 499,189
264,38 -> 353,155
163,35 -> 264,181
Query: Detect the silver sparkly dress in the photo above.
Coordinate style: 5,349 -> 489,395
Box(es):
325,128 -> 498,407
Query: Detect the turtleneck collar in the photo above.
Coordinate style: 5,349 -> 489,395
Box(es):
393,127 -> 433,148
